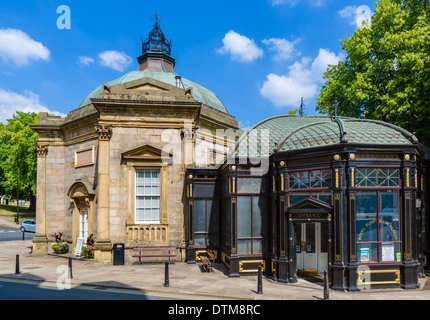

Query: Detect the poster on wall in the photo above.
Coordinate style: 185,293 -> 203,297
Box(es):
360,248 -> 370,262
381,243 -> 394,262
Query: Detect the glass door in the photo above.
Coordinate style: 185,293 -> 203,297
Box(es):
79,210 -> 88,239
296,223 -> 317,273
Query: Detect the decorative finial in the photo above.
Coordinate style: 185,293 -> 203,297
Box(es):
152,11 -> 162,25
333,99 -> 338,119
299,97 -> 304,117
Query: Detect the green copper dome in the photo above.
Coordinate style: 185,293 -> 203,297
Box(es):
234,115 -> 417,156
78,69 -> 228,114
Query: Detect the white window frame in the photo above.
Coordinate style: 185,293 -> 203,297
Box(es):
135,169 -> 161,224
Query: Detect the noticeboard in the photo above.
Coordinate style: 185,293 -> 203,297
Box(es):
75,237 -> 85,257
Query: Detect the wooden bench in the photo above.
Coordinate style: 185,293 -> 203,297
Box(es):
132,247 -> 176,264
198,250 -> 215,272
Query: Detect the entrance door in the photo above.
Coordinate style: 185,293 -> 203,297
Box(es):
296,223 -> 328,273
79,210 -> 88,239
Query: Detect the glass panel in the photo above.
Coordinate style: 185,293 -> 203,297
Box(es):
356,191 -> 377,242
378,169 -> 399,187
237,239 -> 252,254
253,239 -> 262,254
379,243 -> 401,262
289,194 -> 309,206
310,170 -> 332,188
194,199 -> 206,233
289,171 -> 309,189
237,178 -> 265,194
237,196 -> 251,237
305,223 -> 315,253
136,208 -> 145,221
357,243 -> 378,263
355,168 -> 377,187
194,233 -> 206,247
252,196 -> 264,237
379,190 -> 400,242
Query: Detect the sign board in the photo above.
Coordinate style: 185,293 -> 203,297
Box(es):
381,243 -> 394,262
75,237 -> 85,257
360,248 -> 370,262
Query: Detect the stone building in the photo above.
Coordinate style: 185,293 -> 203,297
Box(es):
30,20 -> 240,263
31,20 -> 430,291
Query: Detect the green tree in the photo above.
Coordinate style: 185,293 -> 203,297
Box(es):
316,0 -> 430,146
0,112 -> 39,210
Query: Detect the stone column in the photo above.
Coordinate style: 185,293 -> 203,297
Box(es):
182,121 -> 194,166
32,145 -> 48,254
94,125 -> 112,263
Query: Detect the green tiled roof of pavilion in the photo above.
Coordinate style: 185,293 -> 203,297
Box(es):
78,70 -> 228,114
233,115 -> 417,156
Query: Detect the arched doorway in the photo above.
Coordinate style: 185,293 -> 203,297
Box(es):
67,181 -> 95,250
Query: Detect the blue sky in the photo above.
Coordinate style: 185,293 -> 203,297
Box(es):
0,0 -> 376,128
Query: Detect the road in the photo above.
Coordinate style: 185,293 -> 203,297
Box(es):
0,278 -> 198,300
0,225 -> 34,242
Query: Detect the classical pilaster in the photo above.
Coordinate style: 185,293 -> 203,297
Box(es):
182,121 -> 194,166
94,125 -> 112,263
32,145 -> 48,254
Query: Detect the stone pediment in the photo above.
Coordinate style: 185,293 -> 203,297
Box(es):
287,197 -> 332,212
99,77 -> 196,104
287,197 -> 332,222
121,144 -> 172,162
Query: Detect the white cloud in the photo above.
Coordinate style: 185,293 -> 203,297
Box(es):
79,56 -> 94,66
0,88 -> 66,124
262,38 -> 301,61
0,28 -> 50,66
338,5 -> 372,28
260,49 -> 344,108
217,30 -> 263,63
98,50 -> 132,71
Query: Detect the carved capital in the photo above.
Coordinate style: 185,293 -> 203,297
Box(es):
34,145 -> 48,157
95,125 -> 112,141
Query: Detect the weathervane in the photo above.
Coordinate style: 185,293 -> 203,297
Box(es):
152,11 -> 162,25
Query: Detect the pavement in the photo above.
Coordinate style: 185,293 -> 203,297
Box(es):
1,217 -> 430,300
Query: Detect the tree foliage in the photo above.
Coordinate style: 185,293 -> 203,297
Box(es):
0,112 -> 39,209
316,0 -> 430,146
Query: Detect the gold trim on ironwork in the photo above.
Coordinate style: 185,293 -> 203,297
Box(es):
239,260 -> 265,273
406,169 -> 410,187
335,169 -> 339,188
351,168 -> 355,187
221,251 -> 230,268
357,269 -> 400,286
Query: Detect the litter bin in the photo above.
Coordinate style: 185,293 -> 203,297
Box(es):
113,242 -> 124,265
